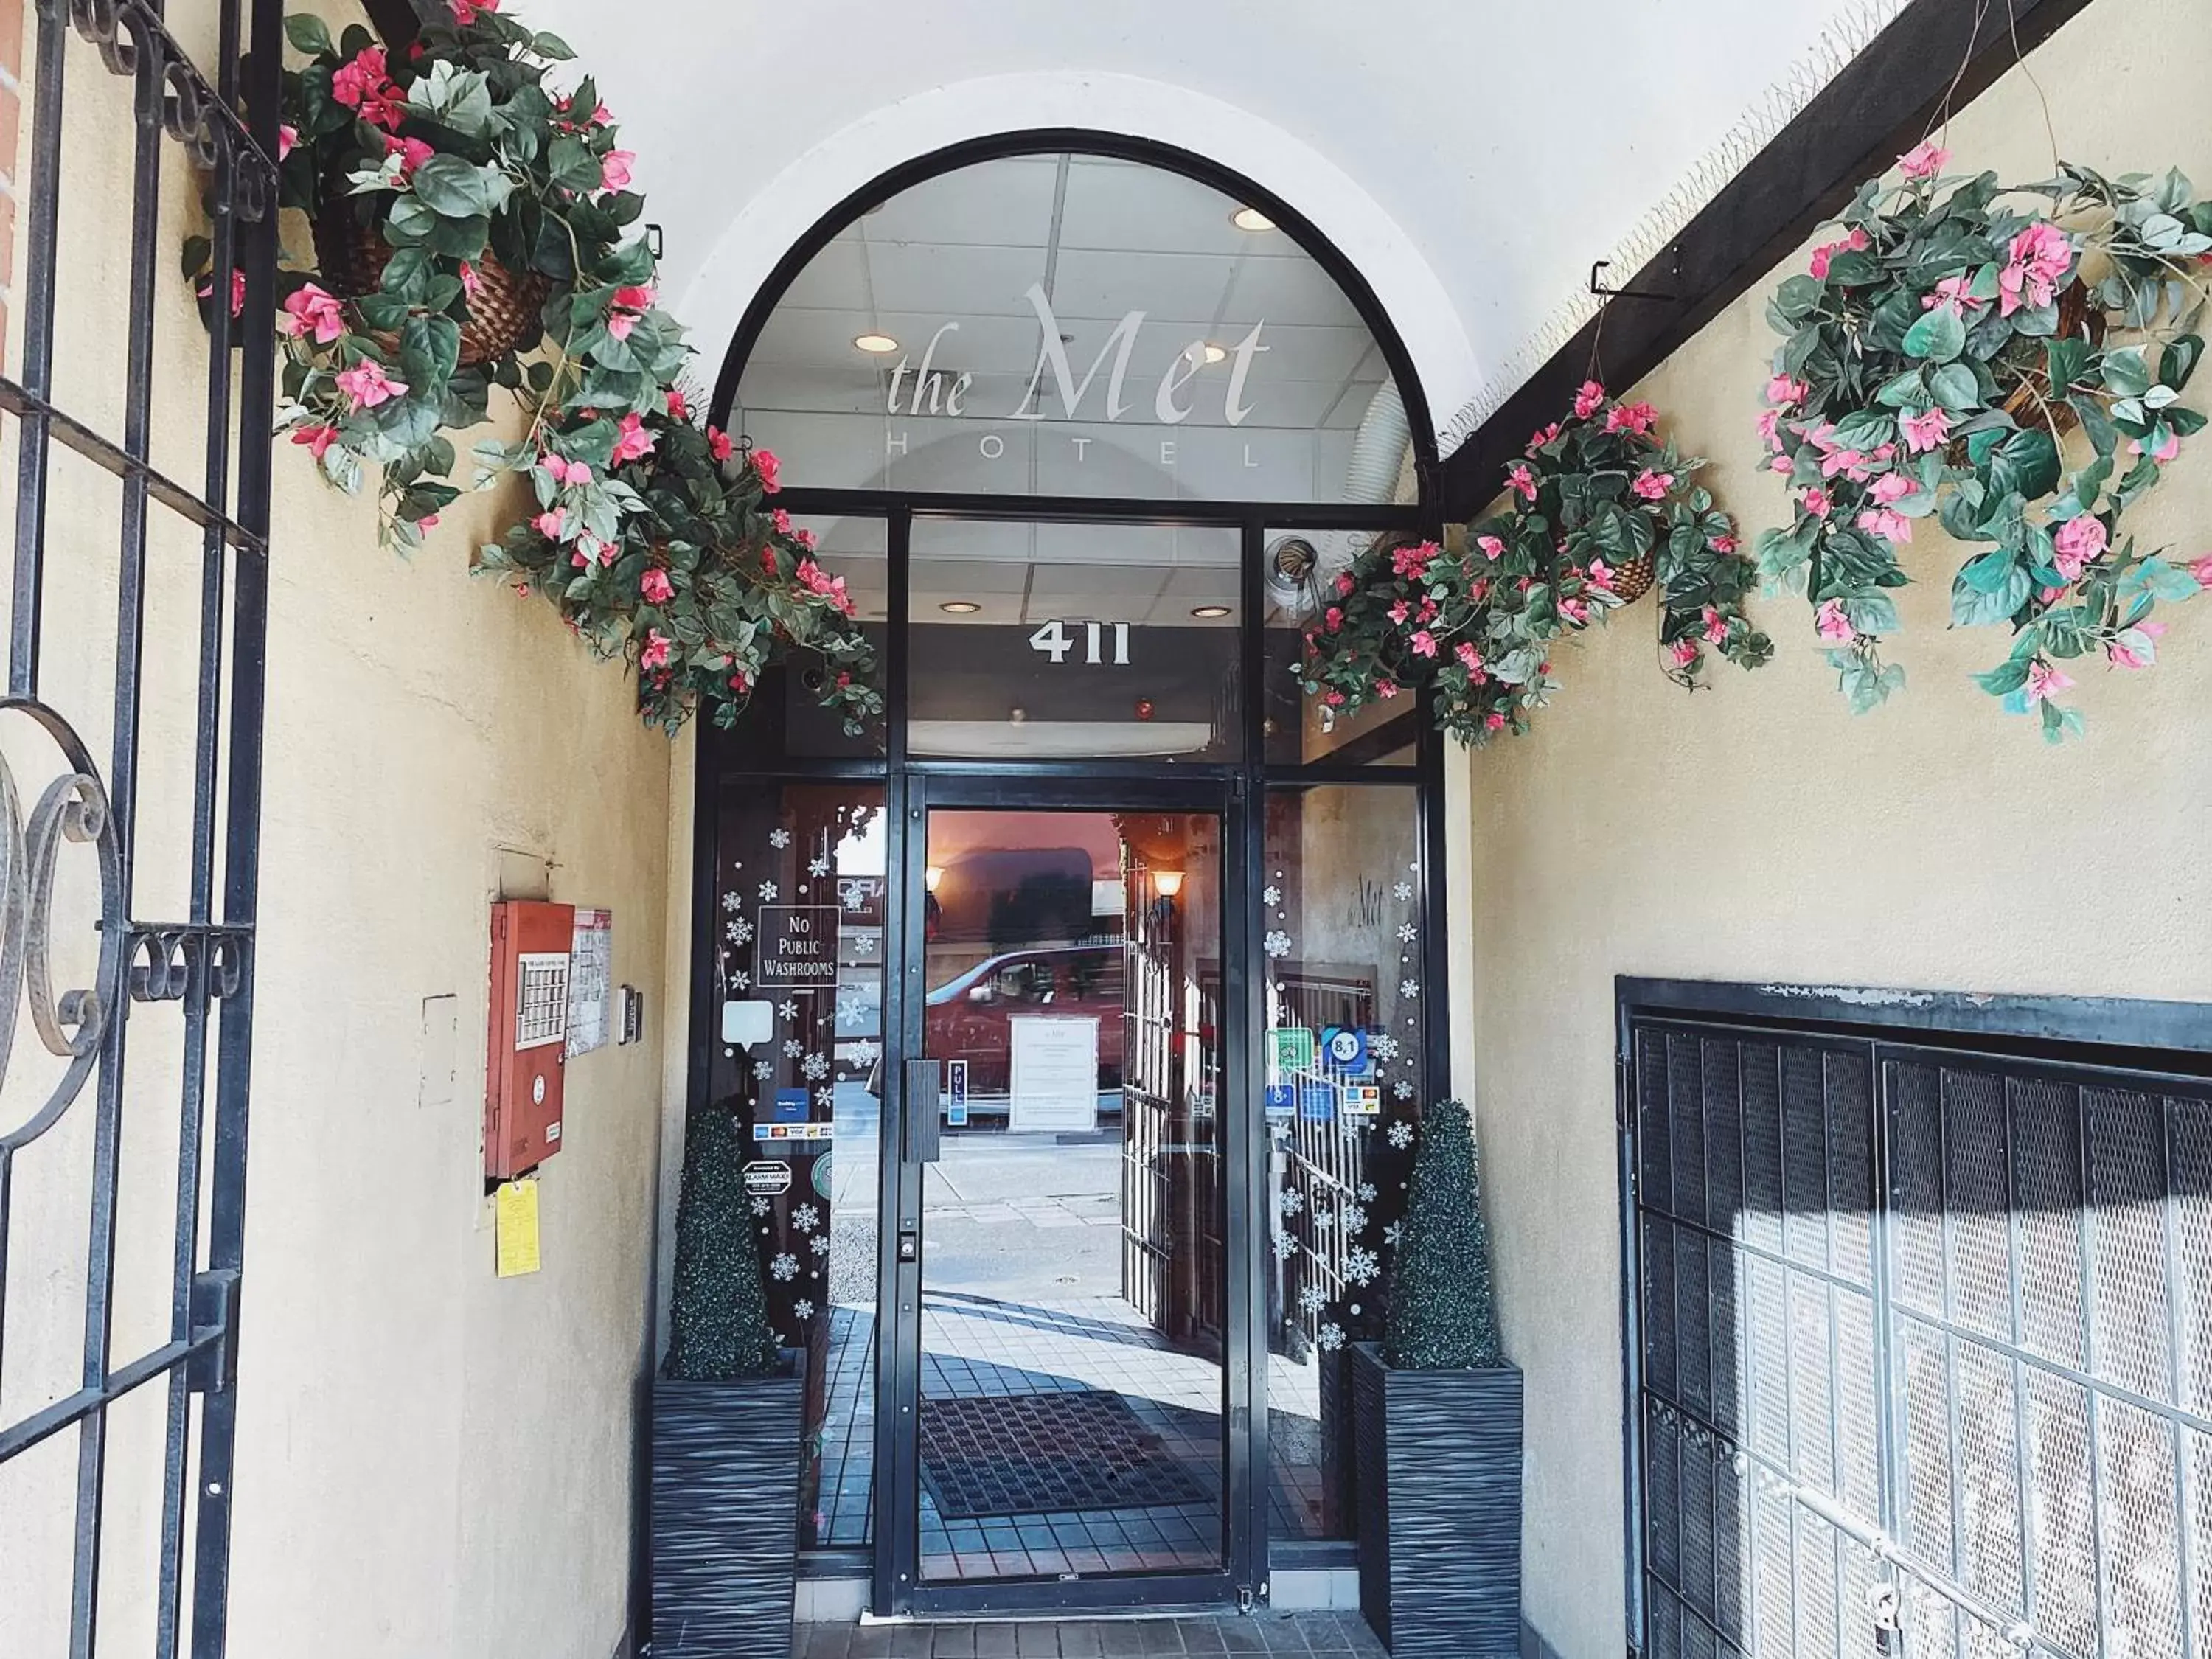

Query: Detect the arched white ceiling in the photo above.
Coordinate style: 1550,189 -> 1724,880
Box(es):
517,0 -> 1908,453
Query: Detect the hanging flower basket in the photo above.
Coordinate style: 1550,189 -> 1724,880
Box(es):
309,201 -> 547,367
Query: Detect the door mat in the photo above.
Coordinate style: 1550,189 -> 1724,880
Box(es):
917,1389 -> 1211,1519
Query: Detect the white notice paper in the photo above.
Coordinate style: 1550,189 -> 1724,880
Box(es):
565,908 -> 613,1057
1008,1014 -> 1100,1133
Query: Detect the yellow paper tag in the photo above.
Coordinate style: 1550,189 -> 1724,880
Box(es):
495,1179 -> 541,1278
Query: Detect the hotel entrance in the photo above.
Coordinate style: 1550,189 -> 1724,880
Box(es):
693,136 -> 1445,1617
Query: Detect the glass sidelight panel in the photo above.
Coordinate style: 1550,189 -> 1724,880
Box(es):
706,782 -> 886,1547
1261,784 -> 1429,1540
914,808 -> 1226,1582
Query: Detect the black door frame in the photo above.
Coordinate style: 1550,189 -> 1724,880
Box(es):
879,773 -> 1259,1616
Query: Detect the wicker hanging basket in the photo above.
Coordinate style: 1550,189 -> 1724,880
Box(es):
1608,551 -> 1658,605
1990,282 -> 2105,444
310,205 -> 549,368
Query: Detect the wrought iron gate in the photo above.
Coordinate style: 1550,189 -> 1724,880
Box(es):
0,1 -> 277,1655
1627,999 -> 2212,1659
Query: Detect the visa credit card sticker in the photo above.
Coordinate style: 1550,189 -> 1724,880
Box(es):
1343,1085 -> 1382,1116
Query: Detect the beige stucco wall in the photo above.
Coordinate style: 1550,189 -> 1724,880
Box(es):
0,2 -> 678,1653
1465,2 -> 2212,1654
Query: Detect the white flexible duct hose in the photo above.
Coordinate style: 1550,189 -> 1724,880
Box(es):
1326,380 -> 1411,583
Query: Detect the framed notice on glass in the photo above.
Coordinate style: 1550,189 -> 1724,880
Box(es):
1008,1014 -> 1099,1133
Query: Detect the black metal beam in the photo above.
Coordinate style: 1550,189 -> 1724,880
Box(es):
1439,0 -> 2098,520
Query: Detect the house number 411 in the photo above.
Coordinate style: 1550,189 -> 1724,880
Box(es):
1028,621 -> 1130,665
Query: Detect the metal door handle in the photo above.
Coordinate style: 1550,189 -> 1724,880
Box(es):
905,1057 -> 942,1164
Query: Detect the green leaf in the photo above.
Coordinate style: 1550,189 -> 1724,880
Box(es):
411,154 -> 492,219
1902,305 -> 1967,362
1844,593 -> 1899,635
283,13 -> 334,56
1986,428 -> 2061,501
1952,552 -> 2031,626
1972,657 -> 2031,695
2101,344 -> 2153,397
2163,334 -> 2204,392
531,30 -> 577,60
2042,337 -> 2090,396
1928,363 -> 1980,411
2122,555 -> 2202,604
547,133 -> 604,195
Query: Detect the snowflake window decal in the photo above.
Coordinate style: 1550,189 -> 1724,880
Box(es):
1342,1203 -> 1368,1234
793,1298 -> 816,1322
721,891 -> 742,914
1298,1284 -> 1327,1314
849,1039 -> 880,1067
771,1253 -> 799,1281
1317,1322 -> 1346,1352
1397,922 -> 1418,943
802,1054 -> 830,1082
1399,979 -> 1419,999
1370,1033 -> 1399,1064
726,918 -> 753,945
778,998 -> 799,1018
1393,880 -> 1413,902
854,935 -> 877,955
1388,1120 -> 1414,1150
1344,1246 -> 1380,1286
1277,1189 -> 1304,1217
1273,1231 -> 1299,1261
808,856 -> 830,877
731,971 -> 751,992
1394,1080 -> 1414,1100
782,1038 -> 804,1058
1262,885 -> 1281,909
759,880 -> 779,902
751,1196 -> 771,1217
793,1204 -> 821,1233
752,1059 -> 773,1079
816,1088 -> 838,1108
1357,1181 -> 1376,1203
1383,1221 -> 1405,1248
1263,930 -> 1293,959
768,828 -> 792,849
810,1232 -> 831,1255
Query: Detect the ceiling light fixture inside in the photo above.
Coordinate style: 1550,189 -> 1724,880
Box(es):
939,600 -> 981,614
854,332 -> 900,354
1194,342 -> 1228,365
1190,605 -> 1231,619
1231,206 -> 1276,233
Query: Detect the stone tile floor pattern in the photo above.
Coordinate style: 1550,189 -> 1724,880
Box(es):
791,1611 -> 1387,1656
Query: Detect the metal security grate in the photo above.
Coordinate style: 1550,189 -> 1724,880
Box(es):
1627,1016 -> 2212,1659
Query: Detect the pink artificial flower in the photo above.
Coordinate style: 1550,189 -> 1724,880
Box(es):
753,447 -> 782,493
1409,630 -> 1438,658
1766,374 -> 1809,408
772,507 -> 794,535
1483,711 -> 1507,732
417,513 -> 440,531
600,150 -> 636,192
2051,514 -> 2108,580
706,426 -> 734,464
2130,428 -> 2181,464
330,45 -> 403,130
1334,571 -> 1354,597
597,539 -> 616,567
278,124 -> 298,161
1998,220 -> 2073,316
796,528 -> 819,552
1391,540 -> 1437,580
1814,599 -> 1855,642
1855,507 -> 1913,544
1899,407 -> 1952,453
1526,421 -> 1561,453
334,360 -> 406,411
1801,486 -> 1833,520
2190,554 -> 2212,589
1604,401 -> 1658,437
291,423 -> 339,461
1631,468 -> 1674,501
2024,660 -> 2073,704
1669,639 -> 1700,669
640,568 -> 674,605
639,629 -> 672,671
1573,380 -> 1607,420
1587,558 -> 1615,593
198,268 -> 247,318
459,260 -> 483,300
1702,606 -> 1728,645
1388,599 -> 1411,625
1455,641 -> 1483,672
451,0 -> 498,20
1870,471 -> 1915,505
386,133 -> 434,177
1475,535 -> 1505,560
1506,461 -> 1537,502
1755,408 -> 1783,450
1809,226 -> 1871,281
1559,597 -> 1590,625
1324,608 -> 1343,633
667,387 -> 692,422
611,412 -> 657,465
1897,141 -> 1950,181
1768,453 -> 1794,475
1820,448 -> 1870,482
1323,690 -> 1346,707
280,283 -> 346,344
2109,627 -> 2160,670
1922,274 -> 1984,317
1375,681 -> 1400,700
532,508 -> 567,540
1711,533 -> 1739,555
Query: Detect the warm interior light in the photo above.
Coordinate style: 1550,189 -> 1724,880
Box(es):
939,599 -> 981,614
1190,604 -> 1231,619
925,865 -> 945,894
1231,206 -> 1276,233
1200,342 -> 1228,364
1152,869 -> 1185,898
854,332 -> 900,354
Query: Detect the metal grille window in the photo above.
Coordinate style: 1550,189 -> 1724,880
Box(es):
1625,996 -> 2212,1659
0,1 -> 279,1655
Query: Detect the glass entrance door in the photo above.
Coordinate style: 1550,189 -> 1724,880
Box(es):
882,786 -> 1256,1613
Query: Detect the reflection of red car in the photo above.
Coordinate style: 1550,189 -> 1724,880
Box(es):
925,944 -> 1125,1098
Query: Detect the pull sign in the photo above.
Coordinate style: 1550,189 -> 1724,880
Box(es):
1027,619 -> 1130,665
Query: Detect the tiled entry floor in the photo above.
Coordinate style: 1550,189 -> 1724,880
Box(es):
791,1612 -> 1386,1656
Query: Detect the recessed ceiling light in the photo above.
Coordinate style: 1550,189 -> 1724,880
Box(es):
1231,206 -> 1276,233
1194,342 -> 1228,365
939,600 -> 981,614
1191,604 -> 1231,619
854,332 -> 900,354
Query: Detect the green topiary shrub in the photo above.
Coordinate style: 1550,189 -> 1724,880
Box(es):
663,1100 -> 780,1380
1384,1099 -> 1504,1370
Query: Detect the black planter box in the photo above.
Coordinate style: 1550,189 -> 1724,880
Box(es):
1350,1340 -> 1523,1657
651,1352 -> 806,1659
